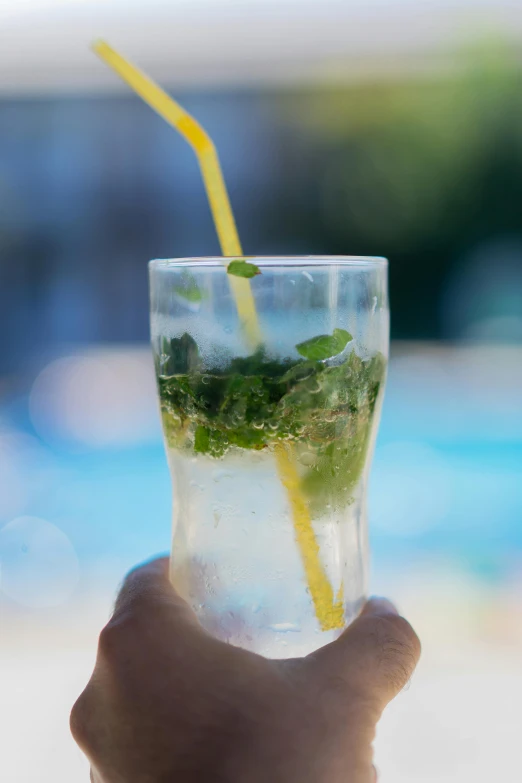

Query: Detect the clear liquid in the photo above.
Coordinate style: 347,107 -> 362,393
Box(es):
168,446 -> 368,658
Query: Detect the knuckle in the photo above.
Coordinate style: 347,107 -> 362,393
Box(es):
381,646 -> 415,691
97,619 -> 121,659
70,686 -> 94,749
375,614 -> 420,656
97,611 -> 136,660
373,615 -> 420,690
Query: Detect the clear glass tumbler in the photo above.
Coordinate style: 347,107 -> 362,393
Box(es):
150,256 -> 388,658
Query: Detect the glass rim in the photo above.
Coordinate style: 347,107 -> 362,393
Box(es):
149,255 -> 388,270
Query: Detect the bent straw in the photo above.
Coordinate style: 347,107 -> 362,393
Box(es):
92,40 -> 261,349
93,40 -> 343,631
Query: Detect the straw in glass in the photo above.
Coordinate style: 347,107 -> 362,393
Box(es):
93,40 -> 343,631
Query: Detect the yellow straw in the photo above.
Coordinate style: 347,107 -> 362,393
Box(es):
275,443 -> 344,630
92,40 -> 260,349
93,40 -> 343,631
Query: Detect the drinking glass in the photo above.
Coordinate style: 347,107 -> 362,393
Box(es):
150,256 -> 388,658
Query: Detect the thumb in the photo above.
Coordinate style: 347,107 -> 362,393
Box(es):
309,597 -> 421,710
113,555 -> 173,614
111,555 -> 202,635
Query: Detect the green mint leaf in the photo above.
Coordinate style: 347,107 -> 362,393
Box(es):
165,332 -> 201,374
227,260 -> 261,279
194,425 -> 210,453
173,284 -> 203,303
173,272 -> 203,303
194,424 -> 228,458
295,328 -> 353,361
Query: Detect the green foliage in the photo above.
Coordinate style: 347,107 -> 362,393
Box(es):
157,335 -> 386,515
269,43 -> 522,339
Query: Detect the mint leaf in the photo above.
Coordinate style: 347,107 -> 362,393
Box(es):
173,284 -> 202,303
158,339 -> 386,514
227,260 -> 261,279
194,425 -> 210,453
173,271 -> 203,303
295,328 -> 352,361
164,332 -> 201,374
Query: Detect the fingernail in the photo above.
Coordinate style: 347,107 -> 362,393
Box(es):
362,596 -> 399,616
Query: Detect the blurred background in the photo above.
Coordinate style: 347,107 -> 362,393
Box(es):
1,1 -> 522,781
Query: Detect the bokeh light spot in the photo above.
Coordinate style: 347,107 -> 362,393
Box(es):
29,350 -> 159,449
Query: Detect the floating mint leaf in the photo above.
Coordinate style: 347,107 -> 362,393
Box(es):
295,328 -> 352,361
227,260 -> 261,279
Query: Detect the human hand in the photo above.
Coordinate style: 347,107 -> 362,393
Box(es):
71,557 -> 420,783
